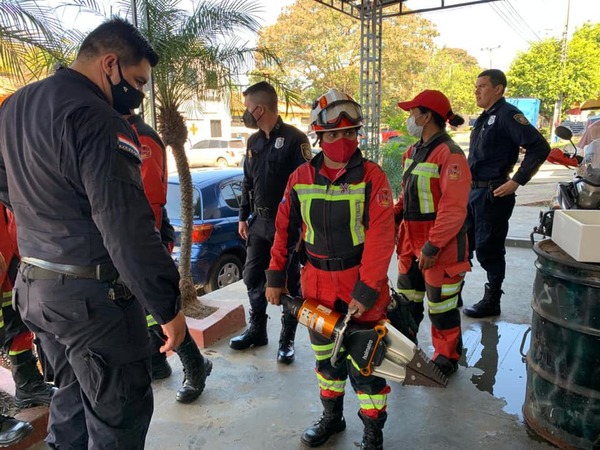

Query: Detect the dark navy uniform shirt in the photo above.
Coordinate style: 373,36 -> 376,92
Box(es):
239,117 -> 311,221
468,97 -> 550,185
0,67 -> 180,324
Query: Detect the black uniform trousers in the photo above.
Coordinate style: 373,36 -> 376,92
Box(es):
15,265 -> 153,449
243,216 -> 300,315
1,256 -> 30,351
467,187 -> 516,290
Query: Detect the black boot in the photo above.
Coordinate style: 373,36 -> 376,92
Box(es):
149,328 -> 172,380
175,329 -> 213,404
10,350 -> 57,409
229,310 -> 268,350
463,283 -> 502,318
277,313 -> 297,364
358,411 -> 386,450
433,355 -> 459,377
0,415 -> 33,447
300,396 -> 346,447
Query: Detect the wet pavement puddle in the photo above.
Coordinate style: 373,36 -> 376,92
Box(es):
458,321 -> 531,420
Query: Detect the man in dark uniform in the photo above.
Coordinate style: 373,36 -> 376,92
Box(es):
229,81 -> 312,364
463,69 -> 550,318
0,18 -> 186,448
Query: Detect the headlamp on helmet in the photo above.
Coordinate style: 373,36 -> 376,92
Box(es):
311,88 -> 363,132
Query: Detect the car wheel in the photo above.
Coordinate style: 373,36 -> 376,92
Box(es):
216,157 -> 228,167
204,254 -> 242,293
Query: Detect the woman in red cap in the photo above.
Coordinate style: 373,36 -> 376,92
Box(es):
394,89 -> 471,376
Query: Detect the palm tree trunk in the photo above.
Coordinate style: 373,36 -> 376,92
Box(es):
158,106 -> 196,312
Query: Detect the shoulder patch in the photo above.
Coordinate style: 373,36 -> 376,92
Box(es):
301,143 -> 313,161
513,113 -> 530,126
376,188 -> 392,208
117,134 -> 141,162
447,163 -> 461,180
139,144 -> 152,160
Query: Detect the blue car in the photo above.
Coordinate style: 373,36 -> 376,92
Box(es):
166,168 -> 246,293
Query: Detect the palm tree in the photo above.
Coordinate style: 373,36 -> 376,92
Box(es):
0,0 -> 92,86
2,0 -> 295,313
133,0 -> 287,312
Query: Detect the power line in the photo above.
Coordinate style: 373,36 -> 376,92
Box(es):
488,2 -> 538,45
504,0 -> 542,41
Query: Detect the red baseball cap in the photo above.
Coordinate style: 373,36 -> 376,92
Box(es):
397,90 -> 453,120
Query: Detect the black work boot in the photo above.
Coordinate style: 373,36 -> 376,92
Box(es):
277,313 -> 297,364
358,411 -> 386,450
300,395 -> 346,447
175,329 -> 213,404
10,350 -> 57,409
463,283 -> 502,318
0,415 -> 33,447
229,310 -> 268,350
433,355 -> 459,377
149,328 -> 172,380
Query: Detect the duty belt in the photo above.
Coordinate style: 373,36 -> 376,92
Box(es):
471,178 -> 508,189
306,253 -> 362,272
20,257 -> 118,282
254,207 -> 276,218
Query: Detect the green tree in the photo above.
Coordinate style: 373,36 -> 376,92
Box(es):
0,0 -> 89,86
413,47 -> 482,116
508,23 -> 600,120
257,0 -> 441,124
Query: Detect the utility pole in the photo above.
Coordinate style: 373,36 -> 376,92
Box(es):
551,0 -> 571,143
481,45 -> 501,68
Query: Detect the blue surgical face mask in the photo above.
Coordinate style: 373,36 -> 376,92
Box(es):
406,115 -> 424,138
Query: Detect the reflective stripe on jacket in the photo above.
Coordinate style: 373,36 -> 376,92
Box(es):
395,131 -> 471,257
267,150 -> 395,309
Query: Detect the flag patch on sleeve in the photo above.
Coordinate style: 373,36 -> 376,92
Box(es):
117,134 -> 141,162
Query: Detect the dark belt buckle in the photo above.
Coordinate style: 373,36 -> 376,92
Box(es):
324,258 -> 344,271
96,264 -> 118,282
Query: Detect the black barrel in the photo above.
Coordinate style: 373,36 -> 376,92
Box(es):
524,239 -> 600,449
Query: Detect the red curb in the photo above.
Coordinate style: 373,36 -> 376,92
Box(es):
1,366 -> 49,449
184,298 -> 246,348
12,406 -> 49,450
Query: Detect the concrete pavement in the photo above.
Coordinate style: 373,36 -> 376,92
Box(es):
30,152 -> 574,450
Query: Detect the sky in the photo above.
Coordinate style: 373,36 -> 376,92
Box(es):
258,0 -> 600,71
72,0 -> 600,72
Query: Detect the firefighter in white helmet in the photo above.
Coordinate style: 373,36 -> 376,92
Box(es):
266,88 -> 395,450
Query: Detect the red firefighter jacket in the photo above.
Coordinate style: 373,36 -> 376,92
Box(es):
266,150 -> 395,309
128,115 -> 168,229
395,132 -> 471,266
0,204 -> 18,287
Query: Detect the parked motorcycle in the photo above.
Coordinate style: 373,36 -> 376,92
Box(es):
532,125 -> 600,239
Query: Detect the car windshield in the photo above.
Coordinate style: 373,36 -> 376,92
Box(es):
230,140 -> 245,149
166,184 -> 201,220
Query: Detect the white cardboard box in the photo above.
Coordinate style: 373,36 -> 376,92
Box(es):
551,210 -> 600,263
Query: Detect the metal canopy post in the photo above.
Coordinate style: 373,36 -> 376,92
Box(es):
360,0 -> 383,161
313,0 -> 502,157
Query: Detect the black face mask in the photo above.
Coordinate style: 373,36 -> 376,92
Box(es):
242,106 -> 262,129
107,62 -> 145,114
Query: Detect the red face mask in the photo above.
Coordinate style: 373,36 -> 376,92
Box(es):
321,138 -> 358,163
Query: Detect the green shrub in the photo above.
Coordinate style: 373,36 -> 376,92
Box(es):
380,136 -> 414,198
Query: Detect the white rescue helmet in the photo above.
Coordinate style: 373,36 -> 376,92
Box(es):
310,88 -> 363,132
